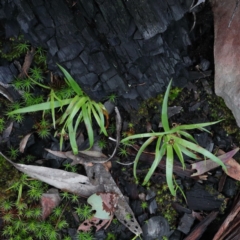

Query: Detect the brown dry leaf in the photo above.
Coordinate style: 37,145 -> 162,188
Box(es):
192,211 -> 204,221
78,192 -> 118,232
218,149 -> 240,181
97,193 -> 118,216
41,188 -> 61,220
78,217 -> 110,231
19,132 -> 33,153
85,163 -> 142,236
191,148 -> 239,177
18,47 -> 35,78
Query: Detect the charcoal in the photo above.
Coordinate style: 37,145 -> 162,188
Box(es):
57,43 -> 84,62
177,213 -> 195,234
138,213 -> 148,225
0,0 -> 193,110
34,24 -> 54,42
146,190 -> 156,200
78,72 -> 98,86
169,230 -> 182,240
200,58 -> 211,71
78,0 -> 97,18
5,20 -> 20,38
194,132 -> 213,149
69,59 -> 88,76
121,89 -> 138,99
222,178 -> 238,198
0,65 -> 18,84
142,216 -> 170,240
104,101 -> 115,115
47,37 -> 58,56
88,52 -> 110,74
186,184 -> 225,211
94,230 -> 106,240
34,5 -> 54,28
125,0 -> 167,39
149,199 -> 158,214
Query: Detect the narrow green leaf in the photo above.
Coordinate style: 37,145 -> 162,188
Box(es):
161,79 -> 172,132
9,99 -> 72,114
178,144 -> 200,160
82,104 -> 94,148
59,95 -> 80,125
143,137 -> 166,185
50,90 -> 56,129
17,184 -> 23,204
178,131 -> 198,144
173,143 -> 185,169
174,120 -> 222,132
133,136 -> 156,180
74,111 -> 83,133
51,90 -> 64,107
121,132 -> 168,143
90,104 -> 102,131
59,128 -> 66,151
198,127 -> 211,134
65,96 -> 87,126
92,102 -> 108,136
68,122 -> 78,154
57,64 -> 83,96
172,135 -> 227,171
166,142 -> 176,196
173,177 -> 187,203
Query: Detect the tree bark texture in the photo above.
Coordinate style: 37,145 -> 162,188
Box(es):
0,0 -> 193,110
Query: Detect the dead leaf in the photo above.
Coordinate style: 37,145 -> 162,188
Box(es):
1,121 -> 13,141
18,47 -> 35,78
218,149 -> 240,181
78,192 -> 119,232
191,148 -> 239,177
190,0 -> 205,12
85,163 -> 143,236
41,188 -> 61,220
78,217 -> 110,231
0,152 -> 104,197
19,132 -> 33,153
0,85 -> 14,102
192,211 -> 204,221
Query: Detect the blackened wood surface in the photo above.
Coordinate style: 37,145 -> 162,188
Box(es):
0,0 -> 192,109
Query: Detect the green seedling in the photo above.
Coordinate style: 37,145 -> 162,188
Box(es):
121,79 -> 225,196
118,147 -> 128,157
75,204 -> 93,221
98,138 -> 107,149
140,201 -> 148,210
107,93 -> 117,103
9,65 -> 108,154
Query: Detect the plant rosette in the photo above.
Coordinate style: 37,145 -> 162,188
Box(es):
9,65 -> 108,154
121,79 -> 225,196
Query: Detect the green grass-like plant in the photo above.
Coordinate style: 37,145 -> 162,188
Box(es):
9,65 -> 108,154
121,79 -> 226,196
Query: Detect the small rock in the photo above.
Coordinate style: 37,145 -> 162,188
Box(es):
177,213 -> 195,234
142,216 -> 170,240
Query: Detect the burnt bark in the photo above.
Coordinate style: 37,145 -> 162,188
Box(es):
0,0 -> 193,109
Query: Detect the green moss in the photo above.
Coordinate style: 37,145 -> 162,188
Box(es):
154,184 -> 178,228
204,185 -> 226,213
208,94 -> 240,135
0,156 -> 21,204
130,87 -> 182,124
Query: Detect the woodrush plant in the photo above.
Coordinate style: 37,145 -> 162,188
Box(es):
9,65 -> 108,154
121,79 -> 226,196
